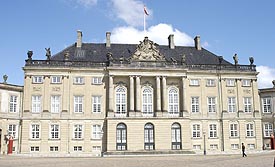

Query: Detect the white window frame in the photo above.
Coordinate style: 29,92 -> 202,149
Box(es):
226,79 -> 235,87
229,123 -> 238,138
168,87 -> 179,116
190,79 -> 199,86
50,146 -> 59,152
74,77 -> 84,84
73,124 -> 83,139
246,123 -> 254,137
264,123 -> 273,137
242,79 -> 251,87
244,97 -> 252,113
262,97 -> 271,113
92,124 -> 102,139
32,95 -> 41,113
92,96 -> 101,113
30,124 -> 40,139
8,124 -> 18,139
206,79 -> 215,87
49,124 -> 59,139
74,96 -> 83,113
142,86 -> 153,117
191,97 -> 199,113
92,77 -> 102,85
9,95 -> 17,113
30,146 -> 40,152
228,97 -> 236,112
231,144 -> 239,149
51,76 -> 61,84
207,97 -> 216,113
209,124 -> 217,138
192,124 -> 201,138
51,95 -> 60,113
210,144 -> 218,150
32,76 -> 43,83
115,86 -> 127,116
73,146 -> 82,151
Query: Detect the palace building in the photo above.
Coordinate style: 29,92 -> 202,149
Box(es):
1,31 -> 264,156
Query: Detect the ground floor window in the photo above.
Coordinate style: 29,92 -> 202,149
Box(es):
30,146 -> 39,152
73,146 -> 82,151
231,144 -> 239,150
50,146 -> 59,152
144,123 -> 154,150
116,123 -> 127,150
171,123 -> 181,150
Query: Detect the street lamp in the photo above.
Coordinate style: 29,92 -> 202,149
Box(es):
203,131 -> 206,155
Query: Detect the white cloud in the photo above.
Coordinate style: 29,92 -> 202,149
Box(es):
257,66 -> 275,89
110,0 -> 152,27
110,23 -> 194,46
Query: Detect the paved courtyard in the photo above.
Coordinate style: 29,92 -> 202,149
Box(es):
0,151 -> 275,167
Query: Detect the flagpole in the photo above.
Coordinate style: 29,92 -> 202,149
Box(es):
143,7 -> 146,34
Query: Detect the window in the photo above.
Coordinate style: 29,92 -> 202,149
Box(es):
242,79 -> 251,87
74,77 -> 84,84
168,88 -> 179,115
32,95 -> 41,113
9,95 -> 17,113
51,76 -> 61,84
230,123 -> 238,137
8,124 -> 17,139
191,97 -> 199,113
244,97 -> 252,113
226,79 -> 235,87
142,87 -> 153,116
192,124 -> 200,138
262,97 -> 271,113
32,76 -> 43,83
30,146 -> 40,152
264,123 -> 273,137
116,123 -> 127,151
171,123 -> 181,150
50,124 -> 59,139
190,79 -> 199,86
51,95 -> 60,113
92,96 -> 101,113
193,145 -> 201,150
92,77 -> 102,84
210,144 -> 218,150
30,124 -> 40,139
74,96 -> 83,113
92,146 -> 101,151
115,87 -> 127,116
73,146 -> 82,151
206,79 -> 215,87
209,124 -> 217,138
228,97 -> 236,112
246,123 -> 254,137
208,97 -> 216,113
74,124 -> 83,139
50,146 -> 59,152
92,124 -> 102,139
247,144 -> 255,149
144,123 -> 154,150
231,144 -> 239,149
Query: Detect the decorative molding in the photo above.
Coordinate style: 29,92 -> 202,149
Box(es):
142,81 -> 152,88
52,87 -> 61,92
115,81 -> 127,87
243,89 -> 251,94
227,89 -> 235,94
33,86 -> 41,91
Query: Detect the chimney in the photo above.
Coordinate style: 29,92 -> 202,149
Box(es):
106,32 -> 111,48
76,30 -> 82,48
168,34 -> 175,49
194,36 -> 201,50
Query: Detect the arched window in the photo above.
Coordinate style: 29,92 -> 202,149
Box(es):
168,87 -> 179,115
116,123 -> 127,150
144,123 -> 154,150
171,123 -> 181,150
115,86 -> 127,116
142,87 -> 153,116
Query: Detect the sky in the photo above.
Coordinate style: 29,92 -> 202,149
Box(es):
1,0 -> 275,88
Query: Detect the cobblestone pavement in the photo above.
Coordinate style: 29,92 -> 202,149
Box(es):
0,151 -> 275,167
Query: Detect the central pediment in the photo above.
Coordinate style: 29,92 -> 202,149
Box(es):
130,37 -> 165,61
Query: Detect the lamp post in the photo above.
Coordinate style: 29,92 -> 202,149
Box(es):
203,131 -> 206,155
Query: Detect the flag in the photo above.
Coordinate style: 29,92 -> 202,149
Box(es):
144,5 -> 149,15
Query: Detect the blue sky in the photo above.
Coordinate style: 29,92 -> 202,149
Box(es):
1,0 -> 275,88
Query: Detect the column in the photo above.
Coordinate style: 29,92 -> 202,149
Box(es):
108,75 -> 114,117
129,76 -> 134,112
162,76 -> 167,112
136,76 -> 141,113
156,76 -> 161,112
181,77 -> 187,117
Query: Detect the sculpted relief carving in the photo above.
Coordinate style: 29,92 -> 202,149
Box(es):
131,37 -> 165,61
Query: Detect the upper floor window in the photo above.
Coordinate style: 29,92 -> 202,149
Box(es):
190,79 -> 199,86
92,77 -> 102,85
264,123 -> 273,137
206,79 -> 215,87
242,79 -> 251,87
74,96 -> 83,113
8,124 -> 18,139
226,79 -> 235,87
168,88 -> 179,115
74,77 -> 84,84
92,96 -> 101,113
51,76 -> 61,84
32,95 -> 41,113
142,87 -> 153,116
51,95 -> 60,113
207,97 -> 216,113
244,97 -> 252,113
115,86 -> 127,116
191,97 -> 199,113
228,97 -> 236,112
262,97 -> 271,113
9,95 -> 17,113
32,76 -> 43,84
